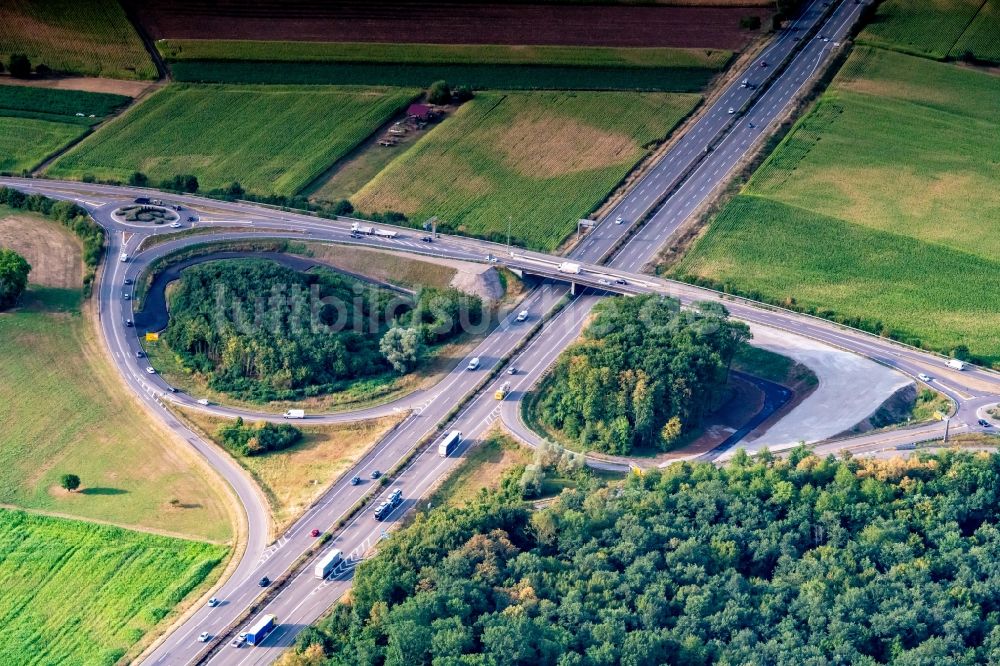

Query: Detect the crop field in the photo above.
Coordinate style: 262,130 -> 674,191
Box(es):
0,85 -> 130,174
858,0 -> 999,62
0,210 -> 233,540
47,84 -> 418,196
0,0 -> 157,79
352,91 -> 700,251
163,41 -> 730,91
673,48 -> 1000,363
0,509 -> 226,665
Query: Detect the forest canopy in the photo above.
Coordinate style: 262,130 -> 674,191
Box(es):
162,259 -> 481,401
534,295 -> 749,454
288,448 -> 1000,666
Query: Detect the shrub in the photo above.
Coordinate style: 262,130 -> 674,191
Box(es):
427,80 -> 451,105
8,54 -> 31,79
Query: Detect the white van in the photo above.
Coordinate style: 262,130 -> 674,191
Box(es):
467,357 -> 480,371
516,309 -> 529,322
946,359 -> 966,371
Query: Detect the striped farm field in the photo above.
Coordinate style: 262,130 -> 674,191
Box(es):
0,0 -> 157,79
673,47 -> 1000,363
858,0 -> 999,63
0,85 -> 130,174
0,509 -> 226,665
351,91 -> 700,250
47,84 -> 418,196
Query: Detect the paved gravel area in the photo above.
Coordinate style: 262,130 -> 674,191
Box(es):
742,322 -> 912,450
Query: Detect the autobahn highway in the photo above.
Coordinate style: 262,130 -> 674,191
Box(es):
1,1 -> 997,662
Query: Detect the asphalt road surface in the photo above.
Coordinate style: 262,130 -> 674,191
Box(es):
1,2 -> 997,662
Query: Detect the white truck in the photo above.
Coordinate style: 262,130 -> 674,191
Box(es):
558,262 -> 581,275
314,548 -> 343,579
351,222 -> 374,235
516,309 -> 529,322
438,430 -> 462,457
283,409 -> 305,419
119,252 -> 128,263
946,359 -> 967,371
373,228 -> 398,239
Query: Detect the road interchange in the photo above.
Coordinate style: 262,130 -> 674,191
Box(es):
2,1 -> 998,662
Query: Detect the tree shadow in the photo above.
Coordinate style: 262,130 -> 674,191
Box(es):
80,487 -> 129,496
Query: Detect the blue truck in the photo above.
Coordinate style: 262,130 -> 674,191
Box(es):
244,614 -> 277,646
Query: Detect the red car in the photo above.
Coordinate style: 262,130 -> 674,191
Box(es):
310,529 -> 321,538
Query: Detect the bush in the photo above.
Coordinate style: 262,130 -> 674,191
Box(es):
161,174 -> 199,193
740,15 -> 762,30
0,249 -> 31,310
427,80 -> 451,105
34,63 -> 52,77
8,54 -> 31,79
217,418 -> 302,456
127,171 -> 149,187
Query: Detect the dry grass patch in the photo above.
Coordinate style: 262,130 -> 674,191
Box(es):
424,430 -> 530,509
176,408 -> 405,529
0,214 -> 82,288
493,116 -> 636,178
307,244 -> 457,289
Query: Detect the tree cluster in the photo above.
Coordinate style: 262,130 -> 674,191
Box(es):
288,448 -> 1000,666
0,248 -> 30,310
0,188 -> 104,295
217,417 -> 302,456
163,260 -> 479,401
536,296 -> 749,454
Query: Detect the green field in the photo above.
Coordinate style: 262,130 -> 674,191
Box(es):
351,90 -> 700,250
673,47 -> 1000,363
0,85 -> 130,174
0,0 -> 157,79
0,509 -> 226,665
163,41 -> 730,91
47,84 -> 418,195
858,0 -> 1000,62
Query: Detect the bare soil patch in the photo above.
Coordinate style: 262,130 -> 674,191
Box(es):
0,215 -> 81,289
131,1 -> 771,50
0,75 -> 154,97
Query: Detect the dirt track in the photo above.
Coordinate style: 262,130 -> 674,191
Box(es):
130,1 -> 772,49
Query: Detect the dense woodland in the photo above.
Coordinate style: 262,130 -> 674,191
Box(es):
288,449 -> 1000,666
163,260 -> 480,401
534,295 -> 749,454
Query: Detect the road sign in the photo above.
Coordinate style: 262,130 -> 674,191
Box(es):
145,332 -> 159,341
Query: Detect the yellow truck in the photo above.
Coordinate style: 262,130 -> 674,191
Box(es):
495,382 -> 511,400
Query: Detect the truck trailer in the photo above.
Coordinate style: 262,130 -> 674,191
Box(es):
244,614 -> 277,646
314,549 -> 343,579
373,228 -> 398,239
558,262 -> 581,275
438,430 -> 462,457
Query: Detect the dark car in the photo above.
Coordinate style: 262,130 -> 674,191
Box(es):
258,576 -> 270,587
124,319 -> 133,328
123,278 -> 133,286
614,279 -> 627,285
421,236 -> 433,243
135,350 -> 145,358
310,529 -> 321,538
187,216 -> 197,222
760,61 -> 768,68
980,419 -> 992,428
350,476 -> 361,486
370,470 -> 381,480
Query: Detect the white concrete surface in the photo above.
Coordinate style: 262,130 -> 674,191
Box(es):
742,322 -> 913,450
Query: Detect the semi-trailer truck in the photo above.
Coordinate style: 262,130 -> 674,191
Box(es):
314,549 -> 343,579
438,430 -> 462,457
244,614 -> 277,646
351,222 -> 374,235
373,228 -> 398,239
558,262 -> 581,274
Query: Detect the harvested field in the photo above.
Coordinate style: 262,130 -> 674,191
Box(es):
0,214 -> 81,289
0,0 -> 157,79
47,84 -> 418,196
352,90 -> 699,250
132,1 -> 771,49
673,48 -> 1000,364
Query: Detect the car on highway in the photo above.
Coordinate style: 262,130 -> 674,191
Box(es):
122,293 -> 130,301
615,215 -> 624,224
728,107 -> 735,114
748,122 -> 756,129
187,215 -> 197,222
310,529 -> 321,537
350,475 -> 361,485
207,597 -> 220,607
124,319 -> 133,328
145,366 -> 156,374
169,222 -> 182,228
197,398 -> 210,405
370,470 -> 381,480
135,351 -> 144,358
508,366 -> 517,375
980,419 -> 993,428
123,278 -> 132,285
230,635 -> 245,648
740,78 -> 749,88
597,278 -> 611,286
198,632 -> 211,642
467,357 -> 480,371
918,373 -> 932,382
614,279 -> 627,285
516,309 -> 529,322
258,576 -> 270,587
760,60 -> 768,67
421,236 -> 433,243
